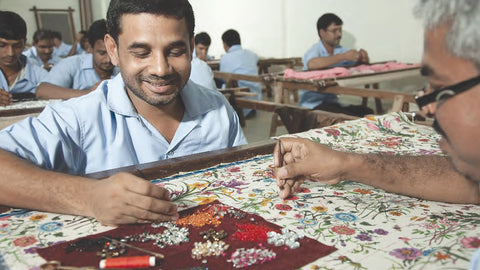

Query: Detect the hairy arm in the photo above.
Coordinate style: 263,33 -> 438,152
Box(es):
0,149 -> 178,225
306,50 -> 360,70
36,82 -> 91,100
275,137 -> 480,204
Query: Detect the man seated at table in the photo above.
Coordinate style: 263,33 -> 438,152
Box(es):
36,19 -> 118,99
51,31 -> 72,58
220,29 -> 262,118
0,11 -> 48,106
0,0 -> 246,226
299,13 -> 371,116
190,55 -> 217,90
22,29 -> 61,71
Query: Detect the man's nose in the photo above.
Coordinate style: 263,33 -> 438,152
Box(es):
149,53 -> 171,76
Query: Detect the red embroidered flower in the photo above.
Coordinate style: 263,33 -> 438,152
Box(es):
275,204 -> 292,211
13,235 -> 37,247
296,187 -> 310,193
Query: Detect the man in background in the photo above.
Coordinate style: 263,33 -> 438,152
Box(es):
22,29 -> 61,71
36,19 -> 118,99
52,31 -> 73,58
0,11 -> 48,106
220,29 -> 261,118
299,13 -> 370,114
193,32 -> 212,61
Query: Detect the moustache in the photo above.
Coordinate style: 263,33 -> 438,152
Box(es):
140,74 -> 178,86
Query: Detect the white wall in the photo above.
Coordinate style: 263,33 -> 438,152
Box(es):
1,0 -> 424,63
191,0 -> 424,63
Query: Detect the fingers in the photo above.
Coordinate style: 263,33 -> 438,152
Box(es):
0,90 -> 12,106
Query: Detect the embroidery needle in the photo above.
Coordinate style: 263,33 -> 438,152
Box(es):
278,139 -> 286,188
102,236 -> 165,259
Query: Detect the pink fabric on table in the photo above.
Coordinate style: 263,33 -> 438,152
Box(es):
283,67 -> 349,80
284,62 -> 420,80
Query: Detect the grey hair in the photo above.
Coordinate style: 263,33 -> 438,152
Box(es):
414,0 -> 480,69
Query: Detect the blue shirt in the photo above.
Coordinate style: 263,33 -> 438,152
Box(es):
190,57 -> 217,90
0,74 -> 247,175
299,40 -> 356,109
0,55 -> 48,94
42,53 -> 119,90
52,41 -> 72,58
220,45 -> 262,115
193,49 -> 213,61
471,247 -> 480,270
22,47 -> 61,69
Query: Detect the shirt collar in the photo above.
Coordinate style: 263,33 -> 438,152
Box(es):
105,74 -> 216,119
227,44 -> 242,53
80,53 -> 94,70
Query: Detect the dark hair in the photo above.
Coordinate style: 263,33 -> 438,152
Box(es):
316,13 -> 343,31
33,29 -> 54,44
52,31 -> 62,40
194,32 -> 211,46
106,0 -> 195,43
222,29 -> 240,47
87,19 -> 107,47
0,11 -> 27,40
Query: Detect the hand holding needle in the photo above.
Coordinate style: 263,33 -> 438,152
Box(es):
277,139 -> 286,188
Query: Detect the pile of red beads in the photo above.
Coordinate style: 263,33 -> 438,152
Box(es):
232,223 -> 271,242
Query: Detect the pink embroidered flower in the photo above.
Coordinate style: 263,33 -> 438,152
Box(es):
296,187 -> 311,193
13,235 -> 37,247
389,247 -> 422,260
461,237 -> 480,249
366,122 -> 379,131
324,128 -> 341,136
227,167 -> 240,173
331,225 -> 355,235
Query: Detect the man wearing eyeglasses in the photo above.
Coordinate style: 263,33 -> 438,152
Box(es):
299,13 -> 369,110
274,1 -> 480,206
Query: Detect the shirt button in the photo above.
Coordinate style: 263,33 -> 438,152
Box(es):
168,151 -> 175,156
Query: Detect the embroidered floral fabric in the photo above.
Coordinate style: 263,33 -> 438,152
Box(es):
1,112 -> 479,269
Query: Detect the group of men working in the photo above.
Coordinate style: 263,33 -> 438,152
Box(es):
0,0 -> 480,267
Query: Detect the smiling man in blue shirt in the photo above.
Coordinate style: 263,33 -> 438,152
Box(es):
0,11 -> 48,106
36,19 -> 119,100
0,0 -> 246,226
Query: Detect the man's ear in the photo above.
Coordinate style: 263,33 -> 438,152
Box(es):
318,29 -> 325,39
104,34 -> 119,66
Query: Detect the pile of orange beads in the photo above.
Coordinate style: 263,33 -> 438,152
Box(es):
177,207 -> 223,228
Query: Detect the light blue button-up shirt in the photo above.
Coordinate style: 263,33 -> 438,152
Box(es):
190,57 -> 217,90
52,41 -> 72,58
22,47 -> 61,69
220,44 -> 262,116
0,55 -> 48,94
0,74 -> 247,175
299,40 -> 356,109
42,53 -> 119,90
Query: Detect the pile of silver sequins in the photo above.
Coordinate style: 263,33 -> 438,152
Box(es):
191,240 -> 230,260
267,228 -> 304,249
123,222 -> 189,248
229,245 -> 276,268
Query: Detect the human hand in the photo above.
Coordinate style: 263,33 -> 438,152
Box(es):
87,172 -> 178,226
359,49 -> 370,64
274,138 -> 346,199
343,50 -> 361,62
0,89 -> 13,106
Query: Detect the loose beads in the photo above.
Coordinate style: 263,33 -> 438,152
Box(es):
124,223 -> 189,248
191,240 -> 230,260
200,228 -> 228,241
233,223 -> 271,242
267,228 -> 304,249
229,245 -> 276,268
177,207 -> 223,228
97,240 -> 128,258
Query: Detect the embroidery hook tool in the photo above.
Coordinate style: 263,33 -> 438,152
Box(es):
277,139 -> 286,188
102,236 -> 165,259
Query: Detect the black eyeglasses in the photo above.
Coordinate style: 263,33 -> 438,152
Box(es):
415,75 -> 480,108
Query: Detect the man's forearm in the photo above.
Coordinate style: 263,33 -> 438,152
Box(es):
345,153 -> 480,204
306,54 -> 346,70
0,149 -> 93,216
36,82 -> 89,100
